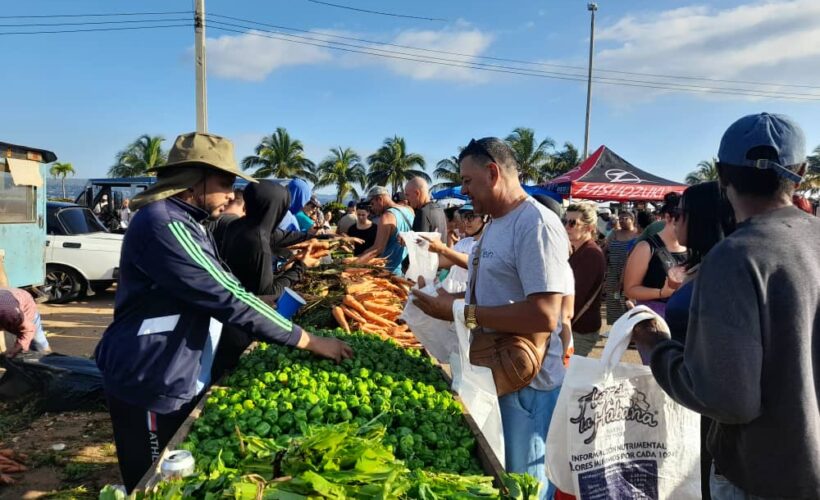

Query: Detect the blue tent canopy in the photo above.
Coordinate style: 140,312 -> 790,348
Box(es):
432,185 -> 562,202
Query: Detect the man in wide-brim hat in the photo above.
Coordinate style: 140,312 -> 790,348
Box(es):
94,132 -> 353,493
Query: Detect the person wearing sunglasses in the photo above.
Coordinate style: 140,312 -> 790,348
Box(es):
603,210 -> 640,326
563,203 -> 606,357
622,193 -> 687,328
419,204 -> 487,271
411,137 -> 572,499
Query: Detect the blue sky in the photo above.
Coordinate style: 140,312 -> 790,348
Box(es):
3,0 -> 819,193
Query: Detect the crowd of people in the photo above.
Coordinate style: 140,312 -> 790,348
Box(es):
1,112 -> 817,499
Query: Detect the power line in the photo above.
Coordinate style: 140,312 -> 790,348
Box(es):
0,11 -> 191,19
206,22 -> 820,100
305,0 -> 447,22
209,12 -> 820,92
0,24 -> 190,36
0,18 -> 190,28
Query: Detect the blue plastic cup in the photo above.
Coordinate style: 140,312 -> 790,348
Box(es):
276,287 -> 307,320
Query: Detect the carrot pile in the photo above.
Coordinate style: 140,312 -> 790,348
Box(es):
330,268 -> 421,349
0,448 -> 28,485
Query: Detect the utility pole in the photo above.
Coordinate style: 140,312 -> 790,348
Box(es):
582,2 -> 597,160
194,0 -> 208,133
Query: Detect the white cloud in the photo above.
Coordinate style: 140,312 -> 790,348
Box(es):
355,29 -> 494,82
205,27 -> 494,83
207,30 -> 332,82
590,0 -> 820,102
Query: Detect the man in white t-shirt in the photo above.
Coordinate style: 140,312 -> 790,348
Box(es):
412,137 -> 572,499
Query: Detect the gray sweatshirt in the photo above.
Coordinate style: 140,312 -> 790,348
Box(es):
650,206 -> 820,499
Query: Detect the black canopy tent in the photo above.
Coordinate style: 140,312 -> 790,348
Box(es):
546,146 -> 686,201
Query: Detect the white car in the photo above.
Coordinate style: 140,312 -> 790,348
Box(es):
43,202 -> 123,303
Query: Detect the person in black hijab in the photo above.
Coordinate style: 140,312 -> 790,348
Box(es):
212,181 -> 307,379
221,181 -> 306,298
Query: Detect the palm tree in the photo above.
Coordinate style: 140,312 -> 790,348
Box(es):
685,159 -> 719,185
241,128 -> 316,182
432,155 -> 461,191
550,142 -> 580,179
49,162 -> 76,199
366,136 -> 428,193
315,147 -> 367,203
505,127 -> 556,184
108,135 -> 167,177
799,144 -> 820,194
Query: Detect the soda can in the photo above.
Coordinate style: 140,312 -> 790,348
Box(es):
160,450 -> 195,480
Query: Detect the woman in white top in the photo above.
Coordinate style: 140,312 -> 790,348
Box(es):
420,204 -> 487,271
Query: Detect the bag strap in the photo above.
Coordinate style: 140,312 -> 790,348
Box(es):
467,220 -> 491,308
572,280 -> 603,327
390,207 -> 412,230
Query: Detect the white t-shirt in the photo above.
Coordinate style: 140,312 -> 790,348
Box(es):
453,236 -> 475,257
466,197 -> 573,391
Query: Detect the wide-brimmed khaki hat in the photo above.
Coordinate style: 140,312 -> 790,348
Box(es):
148,132 -> 257,183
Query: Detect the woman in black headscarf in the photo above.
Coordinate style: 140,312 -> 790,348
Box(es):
212,181 -> 306,379
221,181 -> 306,299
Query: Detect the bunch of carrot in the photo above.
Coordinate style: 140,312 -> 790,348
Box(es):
0,448 -> 28,485
330,268 -> 420,348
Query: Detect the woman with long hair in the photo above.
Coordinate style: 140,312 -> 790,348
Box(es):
623,193 -> 687,318
604,210 -> 640,324
664,181 -> 735,500
422,204 -> 487,272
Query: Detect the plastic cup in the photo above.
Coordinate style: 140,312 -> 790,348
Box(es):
276,287 -> 307,320
667,265 -> 686,289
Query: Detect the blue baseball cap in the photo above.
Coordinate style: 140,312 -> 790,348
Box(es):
718,112 -> 806,183
458,203 -> 475,213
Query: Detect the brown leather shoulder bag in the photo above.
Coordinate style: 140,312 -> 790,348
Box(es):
467,222 -> 548,396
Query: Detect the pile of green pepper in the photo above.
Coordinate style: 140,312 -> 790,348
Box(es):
185,330 -> 483,475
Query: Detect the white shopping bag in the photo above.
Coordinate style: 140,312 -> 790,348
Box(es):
546,306 -> 700,499
400,231 -> 440,285
450,299 -> 505,466
400,281 -> 459,363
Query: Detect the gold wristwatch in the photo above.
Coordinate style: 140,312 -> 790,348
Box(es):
464,304 -> 478,330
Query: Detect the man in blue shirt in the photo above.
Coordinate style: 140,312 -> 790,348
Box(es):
355,186 -> 414,275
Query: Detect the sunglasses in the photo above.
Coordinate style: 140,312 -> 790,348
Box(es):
459,139 -> 499,165
461,213 -> 482,222
562,219 -> 580,228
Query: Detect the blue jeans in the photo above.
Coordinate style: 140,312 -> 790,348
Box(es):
499,385 -> 561,500
30,312 -> 50,351
710,464 -> 774,500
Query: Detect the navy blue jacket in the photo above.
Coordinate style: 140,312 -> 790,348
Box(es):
95,197 -> 300,413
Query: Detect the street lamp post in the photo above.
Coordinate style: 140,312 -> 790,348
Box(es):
582,2 -> 597,160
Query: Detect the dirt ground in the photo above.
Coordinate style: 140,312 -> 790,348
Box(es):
0,291 -> 117,500
0,290 -> 639,498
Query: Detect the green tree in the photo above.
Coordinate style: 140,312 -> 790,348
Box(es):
108,135 -> 167,177
550,142 -> 580,178
432,155 -> 461,191
685,158 -> 719,185
505,127 -> 556,184
366,136 -> 428,193
799,144 -> 820,193
241,128 -> 317,182
315,147 -> 367,203
49,162 -> 76,199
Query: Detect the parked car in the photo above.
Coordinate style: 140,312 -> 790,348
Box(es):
43,201 -> 123,303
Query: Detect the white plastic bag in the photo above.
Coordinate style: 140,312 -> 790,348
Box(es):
399,282 -> 458,363
450,299 -> 505,466
546,306 -> 701,499
441,265 -> 469,294
400,231 -> 440,284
